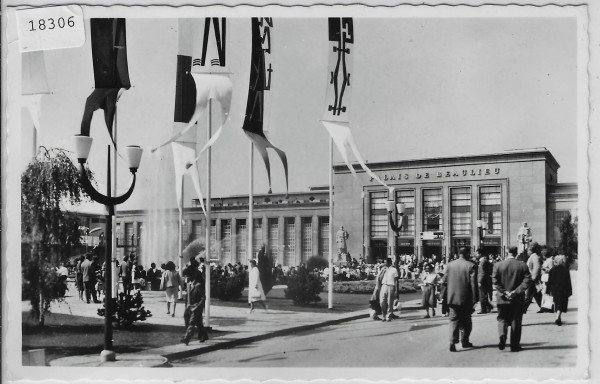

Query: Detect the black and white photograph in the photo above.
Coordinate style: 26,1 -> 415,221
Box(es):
2,2 -> 597,383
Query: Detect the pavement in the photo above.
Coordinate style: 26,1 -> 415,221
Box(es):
32,283 -> 371,367
28,274 -> 579,368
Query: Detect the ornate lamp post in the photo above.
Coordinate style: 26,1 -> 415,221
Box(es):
72,134 -> 143,363
386,189 -> 406,265
476,219 -> 488,252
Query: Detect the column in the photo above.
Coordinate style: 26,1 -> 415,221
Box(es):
295,215 -> 302,265
215,218 -> 222,264
279,216 -> 285,266
312,215 -> 319,258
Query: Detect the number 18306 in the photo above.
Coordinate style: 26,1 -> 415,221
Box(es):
28,16 -> 75,32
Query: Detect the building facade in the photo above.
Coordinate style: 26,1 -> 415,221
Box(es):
115,149 -> 577,267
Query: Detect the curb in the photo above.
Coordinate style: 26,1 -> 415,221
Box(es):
164,312 -> 369,361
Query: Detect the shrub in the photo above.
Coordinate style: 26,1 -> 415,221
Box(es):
306,255 -> 329,271
210,272 -> 246,301
285,269 -> 323,305
98,290 -> 152,329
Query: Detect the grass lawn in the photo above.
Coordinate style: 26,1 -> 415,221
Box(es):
21,312 -> 228,365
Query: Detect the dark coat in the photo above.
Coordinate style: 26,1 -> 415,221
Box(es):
547,265 -> 572,312
492,257 -> 531,305
478,257 -> 493,290
443,258 -> 478,306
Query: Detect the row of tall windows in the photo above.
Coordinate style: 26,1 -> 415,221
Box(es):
187,216 -> 329,265
370,185 -> 503,244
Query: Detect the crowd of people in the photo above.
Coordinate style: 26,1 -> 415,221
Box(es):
368,242 -> 573,353
61,240 -> 573,350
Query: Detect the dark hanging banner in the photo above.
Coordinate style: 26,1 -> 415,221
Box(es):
242,17 -> 288,194
173,55 -> 196,124
81,18 -> 131,138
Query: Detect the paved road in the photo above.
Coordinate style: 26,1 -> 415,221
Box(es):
171,286 -> 578,368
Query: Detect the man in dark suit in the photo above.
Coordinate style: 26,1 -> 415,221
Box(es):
492,246 -> 531,352
81,253 -> 100,304
477,250 -> 494,314
443,247 -> 478,352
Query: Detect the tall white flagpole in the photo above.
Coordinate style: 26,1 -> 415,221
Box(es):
111,104 -> 118,298
248,141 -> 254,264
205,99 -> 212,327
328,137 -> 334,309
179,176 -> 184,281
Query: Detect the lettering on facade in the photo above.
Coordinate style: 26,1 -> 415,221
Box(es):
370,167 -> 501,183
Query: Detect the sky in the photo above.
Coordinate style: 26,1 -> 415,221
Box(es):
20,15 -> 578,213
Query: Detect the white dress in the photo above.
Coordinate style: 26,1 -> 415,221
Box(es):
248,267 -> 266,303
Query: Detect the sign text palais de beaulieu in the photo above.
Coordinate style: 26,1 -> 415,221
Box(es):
369,167 -> 501,183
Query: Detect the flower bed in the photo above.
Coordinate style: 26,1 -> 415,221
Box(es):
332,279 -> 420,294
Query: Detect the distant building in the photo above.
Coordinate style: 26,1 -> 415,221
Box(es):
115,149 -> 577,266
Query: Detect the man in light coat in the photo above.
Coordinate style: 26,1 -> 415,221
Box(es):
443,247 -> 478,352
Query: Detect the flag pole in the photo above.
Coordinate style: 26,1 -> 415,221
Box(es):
328,137 -> 334,309
179,176 -> 184,285
248,141 -> 254,264
205,98 -> 212,328
112,103 -> 118,298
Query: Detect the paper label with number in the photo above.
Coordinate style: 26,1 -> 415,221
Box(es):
16,5 -> 85,52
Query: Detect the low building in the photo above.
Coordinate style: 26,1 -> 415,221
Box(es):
115,148 -> 577,267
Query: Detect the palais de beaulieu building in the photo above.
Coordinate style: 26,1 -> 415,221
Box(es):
110,149 -> 577,266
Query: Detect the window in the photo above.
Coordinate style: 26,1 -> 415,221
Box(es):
269,218 -> 279,262
479,186 -> 502,236
422,189 -> 443,231
191,220 -> 202,241
125,223 -> 134,247
210,220 -> 217,259
553,210 -> 571,248
284,218 -> 296,266
221,219 -> 231,261
370,191 -> 388,239
319,217 -> 330,257
395,189 -> 415,236
236,219 -> 247,262
302,218 -> 313,260
253,218 -> 263,255
451,187 -> 471,237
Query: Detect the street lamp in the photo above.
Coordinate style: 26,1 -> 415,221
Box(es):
476,219 -> 488,252
386,190 -> 405,264
72,134 -> 142,363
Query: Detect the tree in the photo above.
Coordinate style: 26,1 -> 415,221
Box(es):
559,212 -> 578,259
257,245 -> 274,295
21,147 -> 91,326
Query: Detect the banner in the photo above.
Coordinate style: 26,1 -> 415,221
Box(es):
22,51 -> 51,132
242,17 -> 288,194
80,18 -> 131,140
171,53 -> 206,216
321,18 -> 387,187
152,18 -> 232,153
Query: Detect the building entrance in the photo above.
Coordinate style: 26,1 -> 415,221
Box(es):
421,240 -> 443,262
369,239 -> 388,263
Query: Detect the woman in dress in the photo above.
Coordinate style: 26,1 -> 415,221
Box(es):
420,263 -> 439,318
540,247 -> 555,312
547,255 -> 572,326
76,255 -> 85,301
248,259 -> 267,312
161,261 -> 182,318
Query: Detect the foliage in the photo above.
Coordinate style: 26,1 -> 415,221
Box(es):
210,271 -> 246,301
284,269 -> 324,305
98,290 -> 152,328
306,255 -> 329,271
21,147 -> 91,326
559,213 -> 578,259
333,279 -> 419,294
22,258 -> 68,326
183,239 -> 205,261
257,245 -> 274,294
